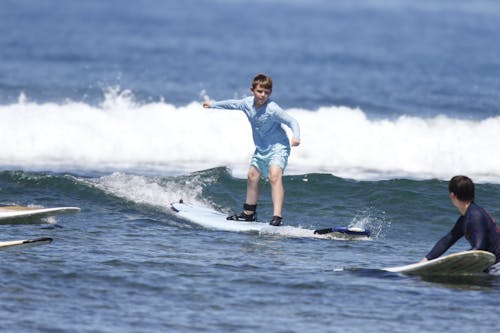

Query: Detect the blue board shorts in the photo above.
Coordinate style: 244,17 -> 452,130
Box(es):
250,144 -> 290,178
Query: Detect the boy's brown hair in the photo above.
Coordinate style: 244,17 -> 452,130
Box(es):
252,73 -> 273,90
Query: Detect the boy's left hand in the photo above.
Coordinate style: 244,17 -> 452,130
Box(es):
291,138 -> 300,147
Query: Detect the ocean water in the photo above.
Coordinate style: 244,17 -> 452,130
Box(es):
1,0 -> 500,332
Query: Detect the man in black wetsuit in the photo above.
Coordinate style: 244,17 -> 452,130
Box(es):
421,175 -> 500,272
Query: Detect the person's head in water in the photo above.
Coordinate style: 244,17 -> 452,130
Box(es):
449,175 -> 475,202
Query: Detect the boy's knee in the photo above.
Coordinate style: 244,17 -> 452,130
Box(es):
248,167 -> 261,182
268,167 -> 282,184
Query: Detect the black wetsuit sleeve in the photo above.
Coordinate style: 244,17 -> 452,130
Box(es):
425,216 -> 464,260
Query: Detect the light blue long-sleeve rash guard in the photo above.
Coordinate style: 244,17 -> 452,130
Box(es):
210,96 -> 300,151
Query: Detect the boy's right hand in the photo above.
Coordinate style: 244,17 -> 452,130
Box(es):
291,138 -> 300,147
203,100 -> 211,108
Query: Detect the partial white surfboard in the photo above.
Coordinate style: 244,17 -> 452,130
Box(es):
0,237 -> 53,249
171,201 -> 370,240
383,250 -> 496,276
0,206 -> 81,222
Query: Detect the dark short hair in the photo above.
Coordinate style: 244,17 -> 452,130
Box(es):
252,73 -> 273,90
448,175 -> 475,201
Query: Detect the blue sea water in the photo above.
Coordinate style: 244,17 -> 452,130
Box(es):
1,0 -> 500,332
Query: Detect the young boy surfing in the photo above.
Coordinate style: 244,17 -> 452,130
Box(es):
420,175 -> 500,272
203,73 -> 300,226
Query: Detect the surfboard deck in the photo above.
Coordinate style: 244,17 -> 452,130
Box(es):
170,201 -> 370,240
0,237 -> 53,249
0,206 -> 81,222
383,250 -> 496,276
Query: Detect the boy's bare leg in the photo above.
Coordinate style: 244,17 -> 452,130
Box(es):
268,165 -> 284,217
244,166 -> 260,214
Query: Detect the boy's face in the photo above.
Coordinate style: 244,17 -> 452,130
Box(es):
251,84 -> 272,107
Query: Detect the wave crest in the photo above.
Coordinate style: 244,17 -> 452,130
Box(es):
1,89 -> 500,183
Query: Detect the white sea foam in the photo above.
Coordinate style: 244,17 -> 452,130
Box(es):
2,88 -> 500,183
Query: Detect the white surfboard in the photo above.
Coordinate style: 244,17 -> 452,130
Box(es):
0,206 -> 81,222
0,237 -> 53,249
170,201 -> 370,240
383,250 -> 496,276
